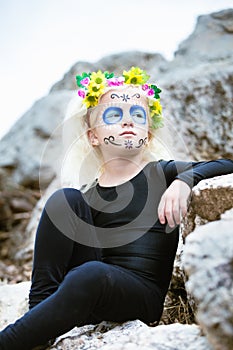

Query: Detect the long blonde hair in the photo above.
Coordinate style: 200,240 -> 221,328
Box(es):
61,87 -> 174,192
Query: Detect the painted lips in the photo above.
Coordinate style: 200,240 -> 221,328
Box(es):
119,131 -> 136,136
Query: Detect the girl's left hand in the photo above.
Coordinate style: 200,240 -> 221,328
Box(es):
158,179 -> 191,228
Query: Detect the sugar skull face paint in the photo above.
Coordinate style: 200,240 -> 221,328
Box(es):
102,105 -> 147,125
102,107 -> 123,125
87,88 -> 150,155
103,135 -> 148,149
130,105 -> 147,125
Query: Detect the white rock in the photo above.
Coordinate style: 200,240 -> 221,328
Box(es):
0,281 -> 30,330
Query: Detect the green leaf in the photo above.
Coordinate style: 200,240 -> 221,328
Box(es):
104,71 -> 114,79
76,72 -> 90,87
151,85 -> 162,93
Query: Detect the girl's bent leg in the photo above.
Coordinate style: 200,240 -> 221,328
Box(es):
0,261 -> 161,350
0,261 -> 108,350
29,188 -> 100,309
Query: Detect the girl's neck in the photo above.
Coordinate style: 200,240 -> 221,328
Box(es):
98,157 -> 149,187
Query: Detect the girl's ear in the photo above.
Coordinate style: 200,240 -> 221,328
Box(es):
147,130 -> 152,143
87,130 -> 100,146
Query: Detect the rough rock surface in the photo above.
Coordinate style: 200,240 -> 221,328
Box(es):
0,91 -> 73,189
0,281 -> 29,330
180,173 -> 233,320
181,173 -> 233,238
51,321 -> 212,350
174,9 -> 233,62
160,63 -> 233,160
183,209 -> 233,350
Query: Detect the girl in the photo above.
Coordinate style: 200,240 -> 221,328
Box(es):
0,67 -> 233,350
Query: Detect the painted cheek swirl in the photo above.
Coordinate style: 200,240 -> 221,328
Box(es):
135,137 -> 148,148
103,136 -> 148,150
104,136 -> 121,146
104,135 -> 133,149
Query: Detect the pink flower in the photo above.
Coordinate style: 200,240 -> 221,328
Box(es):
80,77 -> 90,86
147,88 -> 154,96
117,77 -> 125,85
142,84 -> 149,91
107,77 -> 124,87
107,80 -> 117,87
78,89 -> 86,98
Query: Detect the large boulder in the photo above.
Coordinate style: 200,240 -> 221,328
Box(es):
180,175 -> 233,350
157,9 -> 233,160
160,65 -> 233,160
181,173 -> 233,238
50,322 -> 212,350
183,209 -> 233,350
174,9 -> 233,63
0,91 -> 73,189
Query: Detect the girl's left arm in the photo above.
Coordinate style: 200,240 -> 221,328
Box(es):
175,158 -> 233,188
158,158 -> 233,227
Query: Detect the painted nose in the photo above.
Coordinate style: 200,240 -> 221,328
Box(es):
122,116 -> 134,127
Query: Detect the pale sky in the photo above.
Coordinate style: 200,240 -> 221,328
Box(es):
0,0 -> 232,140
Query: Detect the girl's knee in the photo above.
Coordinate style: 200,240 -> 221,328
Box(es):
62,261 -> 111,292
81,261 -> 111,279
41,188 -> 94,246
44,188 -> 90,220
45,188 -> 80,211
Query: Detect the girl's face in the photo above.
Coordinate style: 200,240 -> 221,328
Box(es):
88,88 -> 150,156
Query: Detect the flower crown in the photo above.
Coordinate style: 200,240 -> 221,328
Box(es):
76,66 -> 163,129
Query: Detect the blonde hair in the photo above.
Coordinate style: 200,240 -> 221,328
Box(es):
61,87 -> 174,192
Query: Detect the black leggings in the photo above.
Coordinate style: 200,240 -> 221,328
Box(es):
0,189 -> 162,350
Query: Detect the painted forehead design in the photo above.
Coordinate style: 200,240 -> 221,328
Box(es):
110,92 -> 141,103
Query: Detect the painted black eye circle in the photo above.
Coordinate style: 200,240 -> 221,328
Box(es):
103,107 -> 123,124
130,105 -> 147,124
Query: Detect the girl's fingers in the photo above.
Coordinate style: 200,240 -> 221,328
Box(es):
172,199 -> 181,225
158,179 -> 190,227
158,195 -> 166,224
164,199 -> 175,227
158,196 -> 179,227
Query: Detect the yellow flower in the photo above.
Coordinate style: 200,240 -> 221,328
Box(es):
83,94 -> 98,108
75,67 -> 164,129
87,81 -> 105,97
123,66 -> 149,85
149,99 -> 162,117
90,70 -> 106,85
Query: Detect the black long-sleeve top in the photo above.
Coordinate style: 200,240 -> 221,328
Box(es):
86,159 -> 233,299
